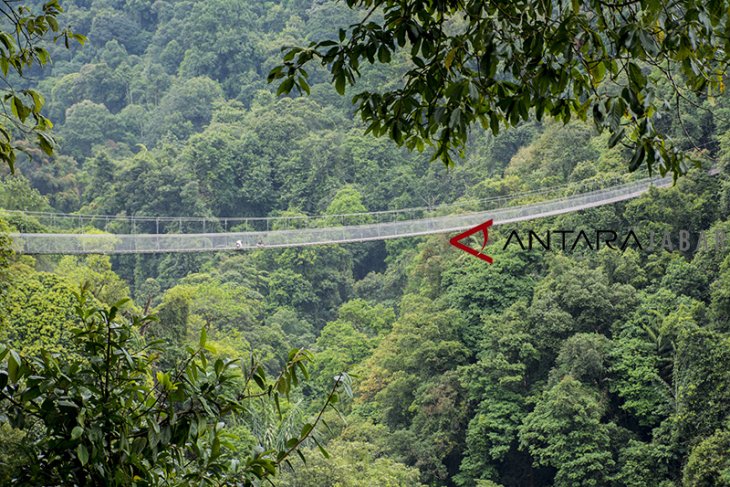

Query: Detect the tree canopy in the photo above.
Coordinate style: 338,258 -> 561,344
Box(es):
272,0 -> 729,177
2,0 -> 730,485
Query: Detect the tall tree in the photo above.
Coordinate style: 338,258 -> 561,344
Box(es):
519,376 -> 615,487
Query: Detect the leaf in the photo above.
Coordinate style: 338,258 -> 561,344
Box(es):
214,358 -> 224,376
253,371 -> 266,390
608,128 -> 625,148
296,449 -> 307,465
334,73 -> 346,96
277,376 -> 288,395
277,77 -> 295,96
449,108 -> 461,129
377,46 -> 391,63
76,444 -> 89,465
37,132 -> 54,155
629,145 -> 646,171
298,76 -> 310,95
58,400 -> 78,409
261,459 -> 277,475
8,350 -> 21,383
628,62 -> 647,89
300,423 -> 313,439
314,438 -> 330,459
444,48 -> 457,70
71,426 -> 83,440
283,49 -> 298,62
112,298 -> 131,309
35,48 -> 50,65
11,96 -> 28,123
285,438 -> 298,449
267,65 -> 283,82
274,392 -> 281,417
0,33 -> 12,51
589,61 -> 606,86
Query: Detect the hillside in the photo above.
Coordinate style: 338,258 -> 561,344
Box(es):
1,1 -> 730,486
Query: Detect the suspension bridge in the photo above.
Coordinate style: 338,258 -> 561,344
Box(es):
2,171 -> 716,255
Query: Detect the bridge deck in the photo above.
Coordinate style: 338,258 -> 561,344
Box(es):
7,174 -> 687,255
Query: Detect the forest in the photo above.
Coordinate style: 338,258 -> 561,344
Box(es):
1,0 -> 730,486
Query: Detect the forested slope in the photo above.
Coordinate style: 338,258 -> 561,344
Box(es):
1,1 -> 730,486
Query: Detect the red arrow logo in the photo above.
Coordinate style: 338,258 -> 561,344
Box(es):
449,219 -> 494,264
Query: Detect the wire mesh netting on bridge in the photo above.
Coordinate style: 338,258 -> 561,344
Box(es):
5,173 -> 642,234
4,173 -> 685,255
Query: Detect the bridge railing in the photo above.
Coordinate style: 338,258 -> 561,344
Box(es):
1,172 -> 651,235
7,173 -> 675,255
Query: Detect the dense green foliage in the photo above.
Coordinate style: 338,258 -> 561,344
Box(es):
1,0 -> 730,486
0,283 -> 348,485
273,0 -> 730,177
0,1 -> 84,171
